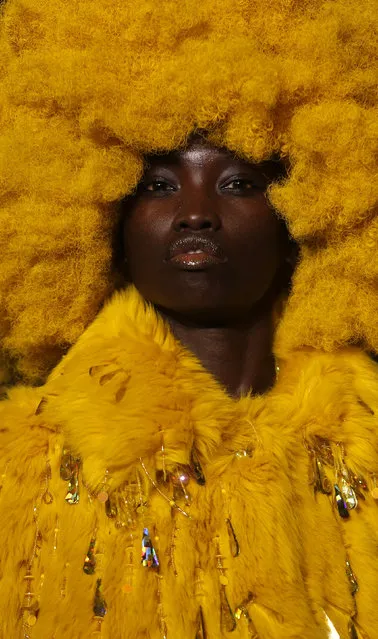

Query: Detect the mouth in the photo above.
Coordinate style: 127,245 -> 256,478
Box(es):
167,236 -> 227,270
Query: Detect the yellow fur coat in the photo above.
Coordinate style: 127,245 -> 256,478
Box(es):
0,287 -> 377,639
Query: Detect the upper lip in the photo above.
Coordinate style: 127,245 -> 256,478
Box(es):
167,235 -> 226,260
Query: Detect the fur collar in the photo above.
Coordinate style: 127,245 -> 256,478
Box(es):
41,286 -> 378,493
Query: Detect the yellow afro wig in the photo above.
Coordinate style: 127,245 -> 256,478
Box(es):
0,0 -> 377,384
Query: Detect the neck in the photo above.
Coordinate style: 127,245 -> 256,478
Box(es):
157,300 -> 277,398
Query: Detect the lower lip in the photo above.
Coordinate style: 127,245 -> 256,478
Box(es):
169,251 -> 225,270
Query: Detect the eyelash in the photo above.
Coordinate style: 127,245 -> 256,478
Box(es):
141,177 -> 260,194
221,179 -> 258,192
143,180 -> 176,192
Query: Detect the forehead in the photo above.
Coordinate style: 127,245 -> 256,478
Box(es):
145,141 -> 238,168
143,139 -> 285,179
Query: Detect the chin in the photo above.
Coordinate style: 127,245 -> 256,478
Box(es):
134,274 -> 274,325
155,297 -> 261,326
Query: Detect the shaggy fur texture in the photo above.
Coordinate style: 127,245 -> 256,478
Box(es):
0,0 -> 377,382
0,288 -> 377,638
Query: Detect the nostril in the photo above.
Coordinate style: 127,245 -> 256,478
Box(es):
178,219 -> 213,231
174,210 -> 220,232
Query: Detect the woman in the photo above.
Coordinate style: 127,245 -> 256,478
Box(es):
0,0 -> 377,638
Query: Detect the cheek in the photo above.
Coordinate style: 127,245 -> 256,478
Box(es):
247,222 -> 281,268
122,208 -> 170,265
224,202 -> 282,273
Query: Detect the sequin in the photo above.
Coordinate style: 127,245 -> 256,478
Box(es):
220,585 -> 236,632
25,613 -> 37,627
313,457 -> 332,494
352,473 -> 368,491
334,485 -> 349,518
345,559 -> 359,595
348,620 -> 358,639
172,468 -> 192,506
234,607 -> 243,621
195,606 -> 207,639
42,490 -> 54,505
60,452 -> 74,481
105,497 -> 118,519
234,449 -> 252,459
35,397 -> 48,415
348,473 -> 367,501
323,611 -> 340,638
32,533 -> 42,562
171,470 -> 190,487
61,452 -> 81,504
141,528 -> 159,568
190,449 -> 206,486
234,602 -> 259,639
115,381 -> 129,404
97,490 -> 109,503
83,537 -> 97,575
21,571 -> 40,631
234,593 -> 255,626
65,475 -> 80,504
226,518 -> 240,558
93,579 -> 107,617
340,478 -> 358,510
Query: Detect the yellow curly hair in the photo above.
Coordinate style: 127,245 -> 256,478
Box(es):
0,0 -> 377,384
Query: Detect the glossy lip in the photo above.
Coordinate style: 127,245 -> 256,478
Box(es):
167,236 -> 227,270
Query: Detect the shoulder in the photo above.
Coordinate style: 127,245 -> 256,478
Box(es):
0,385 -> 60,478
293,349 -> 378,476
0,386 -> 64,628
278,347 -> 378,408
308,348 -> 378,418
275,348 -> 377,457
337,349 -> 378,413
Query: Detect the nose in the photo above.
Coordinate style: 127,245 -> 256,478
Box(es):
172,194 -> 221,232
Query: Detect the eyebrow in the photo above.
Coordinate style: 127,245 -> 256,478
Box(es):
143,151 -> 286,182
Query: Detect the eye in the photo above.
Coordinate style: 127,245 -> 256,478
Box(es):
222,178 -> 256,191
143,179 -> 176,192
221,178 -> 259,192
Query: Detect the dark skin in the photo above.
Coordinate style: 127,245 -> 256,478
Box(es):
121,139 -> 292,397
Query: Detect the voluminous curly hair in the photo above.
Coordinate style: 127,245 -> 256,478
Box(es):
0,0 -> 377,384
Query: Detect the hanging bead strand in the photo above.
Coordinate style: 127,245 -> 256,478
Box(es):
20,455 -> 53,638
194,568 -> 207,638
166,513 -> 179,577
195,605 -> 207,639
83,534 -> 97,575
60,562 -> 70,599
337,445 -> 358,511
214,536 -> 236,633
121,532 -> 135,595
92,578 -> 107,636
156,573 -> 168,639
345,556 -> 359,637
220,481 -> 240,559
139,458 -> 191,519
235,593 -> 259,638
60,450 -> 81,505
53,515 -> 59,554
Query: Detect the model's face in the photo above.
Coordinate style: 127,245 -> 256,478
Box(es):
121,140 -> 288,323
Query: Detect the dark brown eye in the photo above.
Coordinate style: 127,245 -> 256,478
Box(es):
144,180 -> 175,192
222,179 -> 257,191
